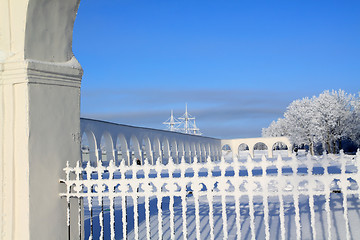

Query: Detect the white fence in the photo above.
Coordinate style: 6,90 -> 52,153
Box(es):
61,150 -> 360,240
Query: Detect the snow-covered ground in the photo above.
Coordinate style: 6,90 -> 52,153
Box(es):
84,193 -> 360,239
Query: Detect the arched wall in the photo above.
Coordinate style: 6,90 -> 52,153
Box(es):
80,118 -> 221,166
221,137 -> 292,159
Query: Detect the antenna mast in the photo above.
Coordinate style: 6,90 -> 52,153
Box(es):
163,110 -> 181,131
163,104 -> 202,135
178,104 -> 202,135
179,103 -> 196,134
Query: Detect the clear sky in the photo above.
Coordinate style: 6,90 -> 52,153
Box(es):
73,0 -> 360,139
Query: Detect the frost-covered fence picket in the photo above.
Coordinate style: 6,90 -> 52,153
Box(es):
61,150 -> 360,240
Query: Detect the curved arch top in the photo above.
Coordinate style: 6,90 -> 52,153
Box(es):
0,0 -> 81,62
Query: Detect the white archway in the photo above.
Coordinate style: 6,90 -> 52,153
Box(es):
238,143 -> 250,160
142,137 -> 153,164
272,141 -> 289,158
162,138 -> 170,164
178,141 -> 185,163
152,137 -> 162,165
100,132 -> 115,164
170,139 -> 178,164
253,142 -> 269,158
81,130 -> 97,165
129,135 -> 142,165
116,134 -> 129,165
222,144 -> 233,161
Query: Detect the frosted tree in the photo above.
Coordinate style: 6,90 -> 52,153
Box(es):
312,90 -> 354,153
262,118 -> 287,137
262,118 -> 288,137
263,89 -> 359,154
262,97 -> 317,154
349,93 -> 360,145
284,97 -> 317,155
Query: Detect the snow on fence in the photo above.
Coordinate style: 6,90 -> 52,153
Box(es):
61,150 -> 360,240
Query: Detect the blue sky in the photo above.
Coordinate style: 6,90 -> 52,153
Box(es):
73,0 -> 360,139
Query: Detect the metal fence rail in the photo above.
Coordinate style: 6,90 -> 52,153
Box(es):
61,150 -> 360,240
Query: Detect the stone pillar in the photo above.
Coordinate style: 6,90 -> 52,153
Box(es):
114,149 -> 119,165
126,150 -> 131,165
268,148 -> 273,158
250,145 -> 255,158
0,0 -> 82,239
288,145 -> 292,157
231,143 -> 237,161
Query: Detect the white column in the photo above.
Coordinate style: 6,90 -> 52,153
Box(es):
0,0 -> 82,239
268,148 -> 273,158
1,59 -> 83,240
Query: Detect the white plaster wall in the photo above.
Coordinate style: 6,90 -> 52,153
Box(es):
28,74 -> 81,239
1,59 -> 83,240
0,0 -> 28,62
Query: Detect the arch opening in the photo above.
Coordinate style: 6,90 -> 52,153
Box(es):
190,143 -> 197,163
152,137 -> 161,165
100,132 -> 114,165
81,130 -> 97,166
222,144 -> 233,161
238,143 -> 250,161
178,142 -> 185,163
196,143 -> 202,163
185,142 -> 191,163
129,136 -> 141,166
170,139 -> 178,164
206,143 -> 211,161
161,138 -> 170,165
272,141 -> 289,158
253,142 -> 268,158
201,143 -> 206,162
141,137 -> 152,165
116,134 -> 128,166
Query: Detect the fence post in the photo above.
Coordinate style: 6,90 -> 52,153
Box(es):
0,1 -> 82,239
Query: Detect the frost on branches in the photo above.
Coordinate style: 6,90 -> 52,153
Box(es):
262,89 -> 360,154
